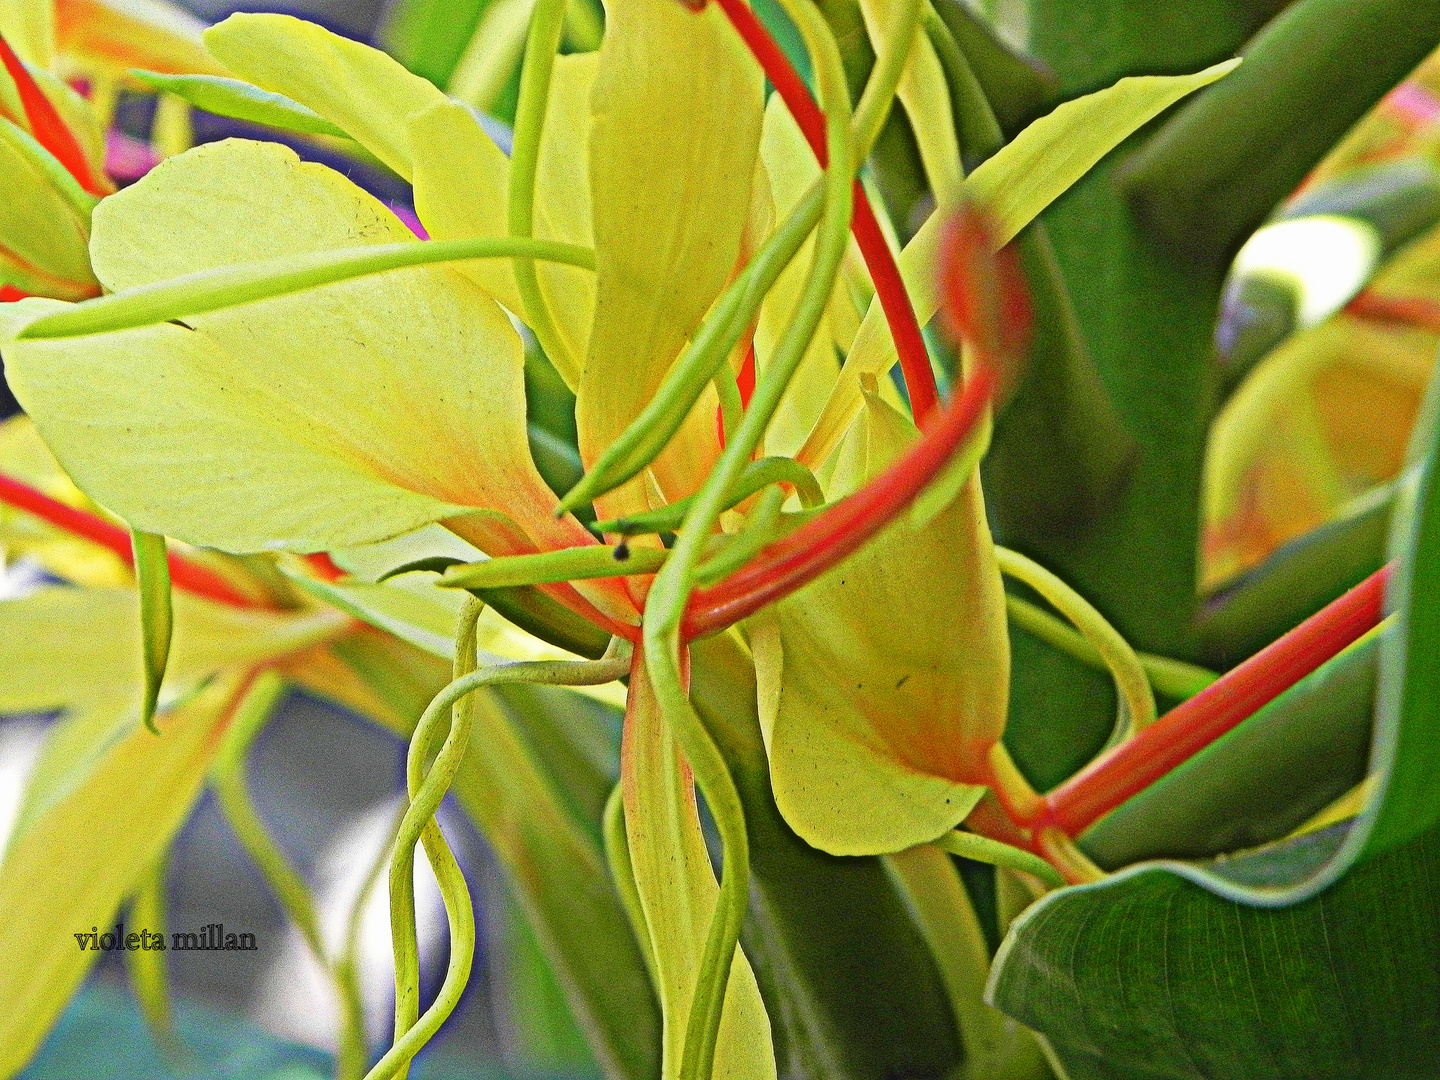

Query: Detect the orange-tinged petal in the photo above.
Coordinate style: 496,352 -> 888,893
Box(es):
753,385 -> 1005,855
55,0 -> 226,76
3,140 -> 598,569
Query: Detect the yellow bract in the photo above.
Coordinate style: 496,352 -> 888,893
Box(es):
754,385 -> 1006,856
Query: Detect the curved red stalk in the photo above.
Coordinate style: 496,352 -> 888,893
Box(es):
1038,564 -> 1391,837
0,473 -> 263,608
1345,289 -> 1440,334
710,0 -> 940,422
0,33 -> 108,196
683,363 -> 995,637
1,285 -> 29,302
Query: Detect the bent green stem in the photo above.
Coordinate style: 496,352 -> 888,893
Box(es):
508,0 -> 574,376
995,546 -> 1156,745
1004,594 -> 1217,700
17,236 -> 597,341
379,603 -> 629,1080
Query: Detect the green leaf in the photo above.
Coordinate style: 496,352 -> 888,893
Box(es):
1079,625 -> 1379,869
374,0 -> 491,90
988,821 -> 1440,1079
130,529 -> 173,736
127,71 -> 350,138
1123,0 -> 1440,262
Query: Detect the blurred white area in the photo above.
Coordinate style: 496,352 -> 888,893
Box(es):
249,796 -> 449,1053
1230,215 -> 1383,328
0,718 -> 49,855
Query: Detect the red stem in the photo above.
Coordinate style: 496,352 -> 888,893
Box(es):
0,33 -> 108,196
0,473 -> 262,608
711,0 -> 940,422
1039,564 -> 1392,836
1345,289 -> 1440,334
684,364 -> 994,637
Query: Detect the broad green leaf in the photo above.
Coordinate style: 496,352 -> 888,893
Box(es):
202,13 -> 449,180
988,821 -> 1440,1080
128,71 -> 348,137
754,388 -> 1003,855
797,58 -> 1239,469
0,670 -> 244,1078
2,140 -> 600,570
1123,0 -> 1440,262
576,0 -> 761,519
130,529 -> 172,735
619,648 -> 775,1080
450,679 -> 659,1080
374,0 -> 489,89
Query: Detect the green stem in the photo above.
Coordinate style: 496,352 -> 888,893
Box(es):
995,546 -> 1156,745
693,487 -> 787,586
1005,594 -> 1218,700
508,0 -> 574,376
930,829 -> 1065,888
642,4 -> 855,1079
438,544 -> 668,589
593,455 -> 825,536
18,237 -> 597,341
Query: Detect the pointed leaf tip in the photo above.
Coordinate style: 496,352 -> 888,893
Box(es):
131,528 -> 173,735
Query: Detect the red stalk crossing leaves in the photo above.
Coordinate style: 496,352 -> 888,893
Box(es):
708,0 -> 940,422
0,473 -> 263,608
0,32 -> 108,196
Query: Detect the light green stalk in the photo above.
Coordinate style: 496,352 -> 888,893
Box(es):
507,0 -> 574,376
17,237 -> 596,341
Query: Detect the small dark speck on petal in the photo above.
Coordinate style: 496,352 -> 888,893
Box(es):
614,542 -> 631,562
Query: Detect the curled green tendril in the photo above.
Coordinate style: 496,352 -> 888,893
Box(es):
593,455 -> 825,536
1004,594 -> 1218,700
931,829 -> 1067,889
508,0 -> 574,377
995,546 -> 1157,746
374,604 -> 629,1080
17,237 -> 596,341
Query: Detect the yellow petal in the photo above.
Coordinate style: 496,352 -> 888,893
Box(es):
0,0 -> 53,67
0,119 -> 95,288
756,389 -> 1005,855
0,416 -> 133,586
0,669 -> 244,1078
576,0 -> 762,517
621,649 -> 776,1080
755,94 -> 843,459
5,140 -> 595,560
55,0 -> 227,77
858,0 -> 961,202
1200,313 -> 1434,590
203,13 -> 448,180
